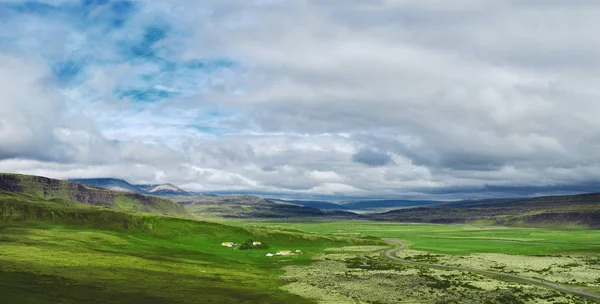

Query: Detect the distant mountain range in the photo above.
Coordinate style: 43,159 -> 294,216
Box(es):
1,174 -> 352,220
2,173 -> 600,227
60,177 -> 355,218
172,195 -> 355,219
66,178 -> 442,212
67,178 -> 354,218
285,199 -> 441,211
69,178 -> 190,196
368,193 -> 600,228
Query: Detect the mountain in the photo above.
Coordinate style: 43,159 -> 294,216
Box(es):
369,193 -> 600,228
169,195 -> 356,219
69,178 -> 143,193
70,178 -> 192,196
341,199 -> 441,210
136,183 -> 188,195
283,200 -> 346,210
284,199 -> 441,211
66,177 -> 355,218
1,174 -> 187,217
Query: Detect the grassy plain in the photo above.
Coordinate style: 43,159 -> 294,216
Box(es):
224,219 -> 600,301
218,220 -> 600,303
229,220 -> 600,255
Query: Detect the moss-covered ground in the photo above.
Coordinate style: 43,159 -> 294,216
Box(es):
280,246 -> 597,304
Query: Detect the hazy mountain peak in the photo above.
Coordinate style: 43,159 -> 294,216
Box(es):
136,183 -> 188,195
69,178 -> 140,193
70,178 -> 189,196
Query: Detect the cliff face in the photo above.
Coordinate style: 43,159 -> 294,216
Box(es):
0,174 -> 187,217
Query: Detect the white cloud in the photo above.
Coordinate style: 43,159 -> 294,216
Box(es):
3,0 -> 600,199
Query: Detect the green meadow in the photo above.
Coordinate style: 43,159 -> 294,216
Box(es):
0,199 -> 376,303
229,220 -> 600,255
2,189 -> 600,303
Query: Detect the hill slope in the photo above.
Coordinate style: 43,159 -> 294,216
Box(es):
370,193 -> 600,228
284,199 -> 441,212
0,189 -> 375,303
341,199 -> 441,210
170,195 -> 355,219
69,178 -> 142,193
1,174 -> 187,217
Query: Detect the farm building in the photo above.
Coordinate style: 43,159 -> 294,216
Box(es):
266,253 -> 274,257
221,242 -> 235,248
276,250 -> 292,256
253,241 -> 262,246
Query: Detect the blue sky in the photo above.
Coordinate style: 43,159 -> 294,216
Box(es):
2,0 -> 600,199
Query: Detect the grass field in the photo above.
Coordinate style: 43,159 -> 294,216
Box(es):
229,220 -> 600,255
0,215 -> 375,303
2,192 -> 600,303
223,219 -> 600,302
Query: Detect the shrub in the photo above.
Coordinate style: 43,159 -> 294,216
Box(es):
238,238 -> 269,250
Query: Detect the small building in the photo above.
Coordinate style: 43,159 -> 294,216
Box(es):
253,241 -> 262,246
276,250 -> 292,256
221,242 -> 235,248
266,253 -> 274,257
295,250 -> 302,254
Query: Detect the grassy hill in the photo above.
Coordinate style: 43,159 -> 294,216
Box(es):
369,193 -> 600,228
0,185 -> 377,303
171,195 -> 356,219
0,174 -> 187,217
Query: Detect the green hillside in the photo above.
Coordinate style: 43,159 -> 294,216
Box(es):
171,195 -> 354,219
0,174 -> 187,217
0,189 -> 376,303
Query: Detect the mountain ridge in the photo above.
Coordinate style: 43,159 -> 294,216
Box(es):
69,178 -> 192,196
1,173 -> 187,217
369,192 -> 600,228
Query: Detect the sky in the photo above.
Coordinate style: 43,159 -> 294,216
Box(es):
2,0 -> 600,200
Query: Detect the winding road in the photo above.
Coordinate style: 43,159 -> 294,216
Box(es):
380,239 -> 600,303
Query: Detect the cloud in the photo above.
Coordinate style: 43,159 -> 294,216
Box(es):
0,54 -> 66,161
2,0 -> 600,199
352,149 -> 393,167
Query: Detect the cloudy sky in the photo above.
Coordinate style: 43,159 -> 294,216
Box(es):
1,0 -> 600,200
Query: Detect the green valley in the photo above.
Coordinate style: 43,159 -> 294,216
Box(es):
1,174 -> 600,303
0,190 -> 375,303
